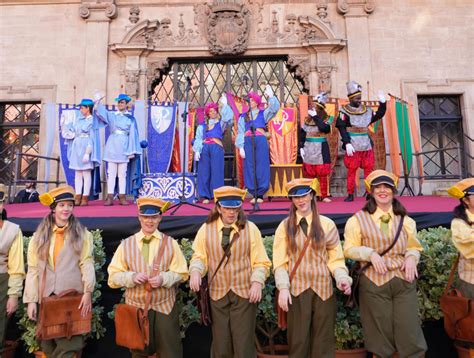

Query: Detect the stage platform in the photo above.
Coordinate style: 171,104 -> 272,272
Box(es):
7,195 -> 457,241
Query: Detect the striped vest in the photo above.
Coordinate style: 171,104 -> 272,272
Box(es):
0,221 -> 20,274
123,234 -> 176,314
287,218 -> 338,300
205,221 -> 252,301
459,256 -> 474,284
356,211 -> 407,286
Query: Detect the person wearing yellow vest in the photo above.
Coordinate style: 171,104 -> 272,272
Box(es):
23,185 -> 95,357
189,186 -> 271,357
343,170 -> 427,358
0,184 -> 25,352
273,178 -> 352,357
108,197 -> 188,358
447,178 -> 474,299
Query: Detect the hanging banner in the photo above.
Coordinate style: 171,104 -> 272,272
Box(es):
268,106 -> 298,164
396,100 -> 414,175
407,103 -> 424,184
58,104 -> 79,186
148,102 -> 177,173
385,98 -> 402,177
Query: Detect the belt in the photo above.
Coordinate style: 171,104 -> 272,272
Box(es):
306,137 -> 327,143
113,129 -> 129,135
347,127 -> 369,134
78,134 -> 90,138
348,132 -> 369,136
244,128 -> 266,137
204,138 -> 223,147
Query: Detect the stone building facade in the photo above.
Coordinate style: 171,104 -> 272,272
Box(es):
1,0 -> 473,195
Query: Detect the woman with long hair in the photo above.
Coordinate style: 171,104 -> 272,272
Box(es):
273,178 -> 351,357
447,178 -> 474,298
343,170 -> 427,358
189,186 -> 271,357
193,94 -> 233,203
0,184 -> 25,352
23,185 -> 95,357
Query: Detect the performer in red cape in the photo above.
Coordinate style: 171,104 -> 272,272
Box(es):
336,81 -> 386,202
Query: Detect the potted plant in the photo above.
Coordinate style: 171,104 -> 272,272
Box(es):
256,235 -> 288,358
18,230 -> 107,356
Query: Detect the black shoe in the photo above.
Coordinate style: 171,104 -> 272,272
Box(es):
344,194 -> 354,202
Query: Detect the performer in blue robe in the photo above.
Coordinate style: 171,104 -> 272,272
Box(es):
61,98 -> 101,206
235,85 -> 280,203
95,93 -> 142,206
193,94 -> 233,203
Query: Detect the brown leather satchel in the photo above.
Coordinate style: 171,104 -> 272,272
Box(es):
197,233 -> 240,326
37,289 -> 92,340
114,235 -> 169,351
345,216 -> 404,308
276,234 -> 312,329
440,255 -> 474,343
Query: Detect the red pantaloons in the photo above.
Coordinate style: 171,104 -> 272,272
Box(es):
302,163 -> 332,198
343,149 -> 375,194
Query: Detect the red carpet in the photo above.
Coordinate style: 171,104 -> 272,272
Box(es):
6,195 -> 458,219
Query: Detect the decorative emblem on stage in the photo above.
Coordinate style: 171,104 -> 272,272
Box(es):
207,0 -> 250,55
150,106 -> 172,134
139,173 -> 196,203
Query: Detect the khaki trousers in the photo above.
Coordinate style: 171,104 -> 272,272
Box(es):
287,289 -> 336,358
131,304 -> 183,358
210,291 -> 257,358
458,279 -> 474,299
41,335 -> 84,358
359,275 -> 427,358
0,273 -> 8,349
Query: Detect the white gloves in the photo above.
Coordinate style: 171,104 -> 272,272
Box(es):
93,90 -> 104,102
264,84 -> 274,98
128,154 -> 135,160
82,153 -> 90,163
219,94 -> 228,106
300,148 -> 305,160
194,152 -> 201,162
378,90 -> 386,103
239,147 -> 246,159
346,143 -> 355,157
308,108 -> 317,117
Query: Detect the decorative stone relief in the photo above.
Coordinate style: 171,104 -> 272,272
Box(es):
125,70 -> 140,98
129,6 -> 140,24
317,67 -> 333,93
287,55 -> 310,89
207,1 -> 250,55
146,59 -> 170,83
337,0 -> 376,15
79,0 -> 117,20
317,0 -> 330,23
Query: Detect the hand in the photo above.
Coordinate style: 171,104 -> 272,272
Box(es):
239,147 -> 246,159
370,252 -> 388,275
336,279 -> 352,296
148,274 -> 163,288
248,282 -> 263,303
277,288 -> 292,312
133,272 -> 149,285
128,154 -> 135,160
78,292 -> 92,317
401,256 -> 418,282
308,108 -> 317,117
264,84 -> 274,98
378,90 -> 386,103
6,296 -> 18,316
194,152 -> 201,162
82,153 -> 90,163
300,148 -> 305,160
219,94 -> 228,106
93,90 -> 103,102
345,143 -> 355,157
189,271 -> 202,292
27,302 -> 37,321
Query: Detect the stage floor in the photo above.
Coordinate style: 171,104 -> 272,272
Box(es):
7,195 -> 457,240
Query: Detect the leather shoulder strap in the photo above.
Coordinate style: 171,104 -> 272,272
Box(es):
289,234 -> 312,282
208,231 -> 240,287
443,254 -> 460,295
144,234 -> 169,314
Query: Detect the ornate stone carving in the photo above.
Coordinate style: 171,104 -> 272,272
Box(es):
287,55 -> 310,89
317,67 -> 332,93
125,70 -> 140,98
317,0 -> 330,23
207,1 -> 250,55
129,6 -> 140,24
146,59 -> 170,83
337,0 -> 376,15
79,0 -> 117,20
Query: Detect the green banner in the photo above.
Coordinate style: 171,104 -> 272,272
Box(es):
395,101 -> 413,175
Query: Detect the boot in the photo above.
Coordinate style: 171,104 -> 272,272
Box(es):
344,194 -> 354,202
104,194 -> 114,206
80,196 -> 89,206
119,194 -> 129,206
74,194 -> 82,206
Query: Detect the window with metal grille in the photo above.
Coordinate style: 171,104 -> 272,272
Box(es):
418,95 -> 466,179
0,102 -> 41,184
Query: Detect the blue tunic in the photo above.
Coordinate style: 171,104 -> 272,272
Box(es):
66,115 -> 94,170
95,104 -> 142,163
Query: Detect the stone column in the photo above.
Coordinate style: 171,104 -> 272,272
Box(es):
79,0 -> 117,97
337,0 -> 376,97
